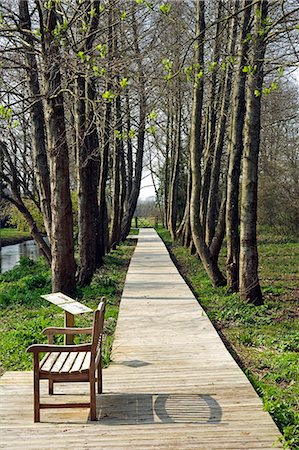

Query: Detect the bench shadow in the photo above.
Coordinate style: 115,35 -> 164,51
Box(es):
97,393 -> 222,425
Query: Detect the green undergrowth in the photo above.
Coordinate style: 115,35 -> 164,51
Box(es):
0,240 -> 135,375
158,227 -> 299,450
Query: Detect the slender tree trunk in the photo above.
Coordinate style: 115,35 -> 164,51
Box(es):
110,94 -> 122,249
240,0 -> 268,305
206,6 -> 238,245
76,1 -> 101,286
189,0 -> 226,288
200,1 -> 223,239
163,99 -> 170,228
177,166 -> 192,248
41,4 -> 76,294
124,88 -> 133,207
120,5 -> 146,241
226,0 -> 252,292
98,2 -> 113,261
168,91 -> 182,240
18,0 -> 52,243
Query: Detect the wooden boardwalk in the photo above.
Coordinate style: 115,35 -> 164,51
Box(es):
0,229 -> 282,449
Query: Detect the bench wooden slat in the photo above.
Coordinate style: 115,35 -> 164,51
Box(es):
71,352 -> 86,373
51,352 -> 70,373
81,352 -> 91,372
40,352 -> 60,372
60,351 -> 78,373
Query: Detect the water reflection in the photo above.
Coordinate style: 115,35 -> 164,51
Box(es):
0,240 -> 42,273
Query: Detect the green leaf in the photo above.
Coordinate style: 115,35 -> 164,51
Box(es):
120,77 -> 128,88
128,129 -> 136,139
162,58 -> 173,73
96,43 -> 107,58
89,6 -> 96,17
208,61 -> 217,72
43,1 -> 52,10
148,125 -> 156,135
221,62 -> 227,71
148,110 -> 158,120
136,0 -> 144,4
277,67 -> 284,77
77,51 -> 85,62
254,89 -> 261,97
197,69 -> 203,80
243,33 -> 252,44
81,19 -> 88,33
115,130 -> 122,140
102,90 -> 115,101
160,3 -> 171,15
242,66 -> 249,73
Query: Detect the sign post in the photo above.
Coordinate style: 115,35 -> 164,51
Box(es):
41,292 -> 93,344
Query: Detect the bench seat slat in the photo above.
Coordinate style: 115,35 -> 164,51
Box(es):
40,352 -> 60,372
71,352 -> 86,372
81,352 -> 91,372
60,352 -> 78,373
51,352 -> 70,373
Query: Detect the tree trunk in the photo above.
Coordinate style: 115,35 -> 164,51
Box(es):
76,1 -> 101,286
98,2 -> 113,261
41,4 -> 76,294
226,0 -> 252,292
200,1 -> 223,240
18,0 -> 52,243
206,6 -> 238,245
168,89 -> 182,240
110,95 -> 122,249
189,0 -> 226,288
240,0 -> 268,305
120,5 -> 146,241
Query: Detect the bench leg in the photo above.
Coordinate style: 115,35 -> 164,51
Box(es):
90,376 -> 97,421
49,380 -> 54,395
33,354 -> 40,422
97,359 -> 102,394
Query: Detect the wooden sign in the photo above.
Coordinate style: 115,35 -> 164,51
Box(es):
41,292 -> 92,315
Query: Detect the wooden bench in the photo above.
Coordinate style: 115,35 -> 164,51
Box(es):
27,300 -> 105,422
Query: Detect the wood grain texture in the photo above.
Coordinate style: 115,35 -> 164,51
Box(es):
0,229 -> 282,448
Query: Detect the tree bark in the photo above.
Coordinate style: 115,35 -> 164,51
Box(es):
41,3 -> 76,294
200,1 -> 223,240
240,0 -> 268,305
206,6 -> 238,245
18,0 -> 52,243
168,87 -> 182,240
226,0 -> 252,292
189,0 -> 226,288
120,5 -> 146,241
76,1 -> 101,286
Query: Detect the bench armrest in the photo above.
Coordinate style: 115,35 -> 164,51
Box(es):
43,327 -> 93,336
27,343 -> 92,353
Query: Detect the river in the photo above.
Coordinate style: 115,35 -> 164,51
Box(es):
0,240 -> 42,273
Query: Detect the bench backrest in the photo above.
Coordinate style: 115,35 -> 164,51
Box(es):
91,299 -> 106,362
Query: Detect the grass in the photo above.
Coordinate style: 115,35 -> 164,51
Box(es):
0,228 -> 31,245
0,240 -> 135,375
158,226 -> 299,450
